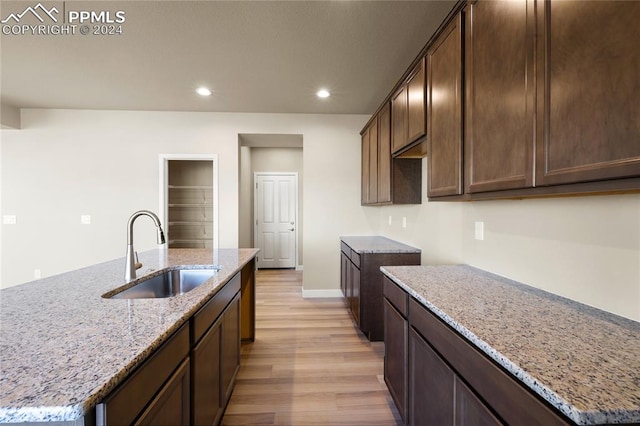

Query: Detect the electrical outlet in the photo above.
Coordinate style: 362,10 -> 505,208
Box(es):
475,221 -> 484,241
34,269 -> 41,279
388,215 -> 392,226
81,215 -> 91,225
402,217 -> 407,228
3,215 -> 17,225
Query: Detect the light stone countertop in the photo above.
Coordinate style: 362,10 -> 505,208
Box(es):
340,236 -> 421,254
0,248 -> 258,424
381,265 -> 640,425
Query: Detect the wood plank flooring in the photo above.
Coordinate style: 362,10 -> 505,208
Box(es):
222,269 -> 402,425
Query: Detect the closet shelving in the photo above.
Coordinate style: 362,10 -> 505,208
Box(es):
166,161 -> 214,249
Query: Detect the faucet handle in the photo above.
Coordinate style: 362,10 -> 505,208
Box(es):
134,251 -> 142,270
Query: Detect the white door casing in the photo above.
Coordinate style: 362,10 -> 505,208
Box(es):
254,173 -> 297,269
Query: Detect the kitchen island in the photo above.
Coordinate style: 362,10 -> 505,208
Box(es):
381,265 -> 640,425
0,248 -> 258,425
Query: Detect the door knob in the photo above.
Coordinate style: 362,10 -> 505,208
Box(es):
288,228 -> 295,231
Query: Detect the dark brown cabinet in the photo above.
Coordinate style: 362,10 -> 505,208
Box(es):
136,359 -> 191,426
361,120 -> 379,204
221,293 -> 241,404
383,279 -> 572,426
427,13 -> 463,197
464,0 -> 535,193
340,238 -> 420,342
96,324 -> 191,426
383,278 -> 409,423
362,103 -> 422,206
392,59 -> 426,155
192,316 -> 222,425
535,0 -> 640,187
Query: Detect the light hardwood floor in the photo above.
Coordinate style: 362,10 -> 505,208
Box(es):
222,269 -> 402,425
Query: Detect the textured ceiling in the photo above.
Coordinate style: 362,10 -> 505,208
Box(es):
0,1 -> 456,114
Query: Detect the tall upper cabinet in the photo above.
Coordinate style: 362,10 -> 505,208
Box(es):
392,59 -> 426,155
464,0 -> 535,193
535,0 -> 640,186
426,14 -> 463,198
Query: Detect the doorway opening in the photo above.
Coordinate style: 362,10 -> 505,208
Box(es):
159,154 -> 219,249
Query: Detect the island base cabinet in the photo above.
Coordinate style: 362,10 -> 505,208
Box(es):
192,317 -> 223,425
136,359 -> 191,426
455,377 -> 502,426
383,298 -> 408,423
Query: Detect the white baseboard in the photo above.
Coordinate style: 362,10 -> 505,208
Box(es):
295,265 -> 304,271
301,288 -> 343,298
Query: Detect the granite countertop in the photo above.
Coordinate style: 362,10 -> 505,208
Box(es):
0,248 -> 258,424
340,236 -> 421,254
381,265 -> 640,425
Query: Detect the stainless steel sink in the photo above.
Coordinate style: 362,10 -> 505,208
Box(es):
106,268 -> 219,299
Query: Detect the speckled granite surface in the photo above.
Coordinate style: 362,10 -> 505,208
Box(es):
0,248 -> 258,424
381,265 -> 640,425
340,236 -> 420,254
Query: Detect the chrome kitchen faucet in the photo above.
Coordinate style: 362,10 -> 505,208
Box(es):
125,210 -> 166,281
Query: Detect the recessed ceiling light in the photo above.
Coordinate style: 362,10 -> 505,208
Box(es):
196,87 -> 212,96
316,89 -> 330,98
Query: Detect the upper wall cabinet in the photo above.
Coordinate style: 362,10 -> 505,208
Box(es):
362,103 -> 421,206
427,14 -> 463,198
392,59 -> 426,155
535,0 -> 640,186
464,0 -> 535,193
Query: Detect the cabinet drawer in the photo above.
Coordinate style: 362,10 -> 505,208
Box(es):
350,251 -> 361,268
409,299 -> 569,425
96,323 -> 190,426
192,272 -> 241,344
383,276 -> 408,317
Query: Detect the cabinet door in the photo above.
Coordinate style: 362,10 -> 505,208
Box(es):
192,317 -> 222,426
377,103 -> 392,203
455,377 -> 502,426
361,128 -> 371,204
368,119 -> 379,204
536,0 -> 640,186
409,328 -> 454,425
350,261 -> 360,325
340,251 -> 349,300
427,14 -> 463,197
465,0 -> 535,193
136,359 -> 190,426
221,293 -> 241,404
391,86 -> 408,153
384,300 -> 408,424
407,58 -> 426,144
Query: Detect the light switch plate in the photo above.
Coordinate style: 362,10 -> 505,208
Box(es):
388,215 -> 392,226
3,215 -> 17,225
402,217 -> 407,228
81,215 -> 91,225
475,221 -> 484,241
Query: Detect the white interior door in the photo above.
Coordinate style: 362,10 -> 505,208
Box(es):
254,173 -> 297,269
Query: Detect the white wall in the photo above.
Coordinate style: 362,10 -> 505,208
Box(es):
0,109 -> 372,291
374,161 -> 640,321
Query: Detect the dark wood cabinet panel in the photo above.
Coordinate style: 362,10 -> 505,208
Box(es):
136,359 -> 191,426
455,377 -> 502,426
464,0 -> 535,193
407,58 -> 426,144
427,13 -> 463,197
378,103 -> 392,203
221,293 -> 241,404
409,328 -> 455,425
361,128 -> 371,205
368,120 -> 379,204
350,261 -> 360,324
391,86 -> 408,154
192,317 -> 222,426
536,0 -> 640,186
384,299 -> 408,424
340,250 -> 349,300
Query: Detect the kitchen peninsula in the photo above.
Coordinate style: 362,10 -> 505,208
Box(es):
0,248 -> 258,425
